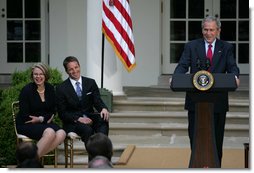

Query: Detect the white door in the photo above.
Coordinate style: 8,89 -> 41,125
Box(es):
0,0 -> 48,74
162,0 -> 249,74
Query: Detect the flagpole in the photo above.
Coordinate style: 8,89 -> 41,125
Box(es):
101,33 -> 105,88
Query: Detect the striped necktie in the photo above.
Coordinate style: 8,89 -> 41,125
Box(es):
75,82 -> 82,99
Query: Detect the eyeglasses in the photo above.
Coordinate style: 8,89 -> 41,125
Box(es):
33,73 -> 44,77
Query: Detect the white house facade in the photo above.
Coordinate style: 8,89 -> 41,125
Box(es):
0,0 -> 249,95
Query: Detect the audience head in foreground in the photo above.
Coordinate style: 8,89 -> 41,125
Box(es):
16,142 -> 43,168
86,133 -> 113,162
88,155 -> 113,168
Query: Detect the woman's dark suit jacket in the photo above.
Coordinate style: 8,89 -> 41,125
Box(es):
16,82 -> 56,125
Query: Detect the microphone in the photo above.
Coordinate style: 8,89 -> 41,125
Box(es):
205,58 -> 211,70
196,58 -> 201,70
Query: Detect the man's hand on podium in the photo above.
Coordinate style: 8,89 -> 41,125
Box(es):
169,77 -> 172,87
235,77 -> 240,88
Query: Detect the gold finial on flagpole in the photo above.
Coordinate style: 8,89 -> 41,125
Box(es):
109,0 -> 114,6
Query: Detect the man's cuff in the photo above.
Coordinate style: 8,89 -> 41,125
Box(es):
38,116 -> 44,123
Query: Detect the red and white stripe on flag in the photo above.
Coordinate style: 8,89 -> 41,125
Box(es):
102,0 -> 136,72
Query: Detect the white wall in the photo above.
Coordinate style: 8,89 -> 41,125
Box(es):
122,0 -> 161,86
49,0 -> 161,87
49,0 -> 87,80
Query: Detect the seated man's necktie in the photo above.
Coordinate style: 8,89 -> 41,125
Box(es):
75,82 -> 82,99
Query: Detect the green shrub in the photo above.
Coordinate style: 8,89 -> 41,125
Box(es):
0,67 -> 63,167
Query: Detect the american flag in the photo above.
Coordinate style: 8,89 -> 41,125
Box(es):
102,0 -> 136,72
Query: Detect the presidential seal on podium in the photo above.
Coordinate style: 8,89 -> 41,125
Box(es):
193,70 -> 214,91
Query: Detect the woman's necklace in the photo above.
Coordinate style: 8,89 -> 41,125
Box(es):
37,89 -> 45,94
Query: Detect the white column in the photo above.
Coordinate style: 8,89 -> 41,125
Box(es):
86,0 -> 124,95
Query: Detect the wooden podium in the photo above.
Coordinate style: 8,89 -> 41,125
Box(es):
171,73 -> 237,168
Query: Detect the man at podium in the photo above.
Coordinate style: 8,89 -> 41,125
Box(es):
173,16 -> 240,167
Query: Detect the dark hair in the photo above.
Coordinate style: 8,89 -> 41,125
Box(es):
16,159 -> 43,168
88,155 -> 113,168
86,133 -> 113,162
63,56 -> 80,72
16,142 -> 39,165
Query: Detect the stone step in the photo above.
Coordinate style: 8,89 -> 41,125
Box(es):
122,86 -> 249,98
108,122 -> 249,137
110,111 -> 249,124
113,97 -> 249,112
228,99 -> 250,112
55,135 -> 249,165
55,84 -> 249,166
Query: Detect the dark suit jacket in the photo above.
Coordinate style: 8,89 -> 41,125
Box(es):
56,76 -> 108,132
174,38 -> 240,113
16,82 -> 56,125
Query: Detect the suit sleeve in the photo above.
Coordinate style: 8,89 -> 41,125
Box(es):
55,84 -> 81,124
18,85 -> 32,122
90,79 -> 108,112
174,43 -> 192,74
226,44 -> 240,77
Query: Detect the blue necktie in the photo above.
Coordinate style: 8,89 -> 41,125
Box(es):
75,82 -> 82,99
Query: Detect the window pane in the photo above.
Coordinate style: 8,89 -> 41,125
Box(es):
25,0 -> 41,18
7,43 -> 23,62
239,21 -> 249,41
170,21 -> 186,41
25,21 -> 41,40
25,43 -> 41,62
238,44 -> 249,63
220,0 -> 236,18
220,21 -> 236,41
7,21 -> 23,40
170,43 -> 185,63
188,21 -> 202,41
7,0 -> 22,18
232,43 -> 236,60
170,0 -> 186,18
239,0 -> 249,18
189,0 -> 204,18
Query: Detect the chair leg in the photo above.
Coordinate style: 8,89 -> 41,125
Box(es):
64,139 -> 69,168
70,139 -> 74,168
41,156 -> 44,166
54,148 -> 58,168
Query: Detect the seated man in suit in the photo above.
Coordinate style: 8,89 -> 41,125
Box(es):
56,56 -> 109,146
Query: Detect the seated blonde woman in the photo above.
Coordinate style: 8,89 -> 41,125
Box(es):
16,63 -> 66,158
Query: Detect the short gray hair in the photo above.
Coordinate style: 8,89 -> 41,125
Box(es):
201,16 -> 221,29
